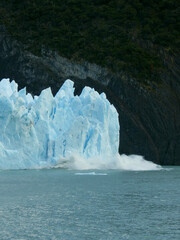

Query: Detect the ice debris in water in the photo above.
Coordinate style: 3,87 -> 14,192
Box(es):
0,78 -> 161,170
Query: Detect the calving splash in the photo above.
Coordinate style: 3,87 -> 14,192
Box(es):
0,78 -> 161,171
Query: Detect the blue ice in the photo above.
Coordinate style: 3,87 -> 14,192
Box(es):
0,78 -> 119,169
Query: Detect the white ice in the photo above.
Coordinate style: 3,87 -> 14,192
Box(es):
0,78 -> 161,170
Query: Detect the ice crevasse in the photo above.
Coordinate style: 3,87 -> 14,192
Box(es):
0,78 -> 161,170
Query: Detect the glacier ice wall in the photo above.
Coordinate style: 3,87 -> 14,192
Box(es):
0,78 -> 120,169
0,78 -> 161,170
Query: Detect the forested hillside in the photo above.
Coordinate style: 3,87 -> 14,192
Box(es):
0,0 -> 179,84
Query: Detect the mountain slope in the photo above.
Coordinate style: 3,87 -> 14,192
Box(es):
0,0 -> 179,84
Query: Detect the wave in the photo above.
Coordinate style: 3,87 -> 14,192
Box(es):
75,172 -> 107,175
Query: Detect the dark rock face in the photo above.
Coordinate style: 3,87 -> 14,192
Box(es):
0,28 -> 180,165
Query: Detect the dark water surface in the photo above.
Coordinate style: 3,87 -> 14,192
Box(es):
0,167 -> 180,240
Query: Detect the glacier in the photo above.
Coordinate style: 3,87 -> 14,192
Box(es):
0,78 -> 161,170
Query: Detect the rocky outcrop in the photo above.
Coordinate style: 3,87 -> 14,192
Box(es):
0,26 -> 179,165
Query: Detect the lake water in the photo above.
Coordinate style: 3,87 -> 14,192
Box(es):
0,167 -> 180,240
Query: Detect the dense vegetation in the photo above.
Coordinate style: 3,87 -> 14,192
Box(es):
0,0 -> 179,84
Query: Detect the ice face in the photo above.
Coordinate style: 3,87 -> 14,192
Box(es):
0,78 -> 119,169
0,78 -> 161,171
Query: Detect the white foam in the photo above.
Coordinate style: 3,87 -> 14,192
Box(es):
50,153 -> 161,171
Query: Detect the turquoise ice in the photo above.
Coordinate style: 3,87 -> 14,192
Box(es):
0,78 -> 119,169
